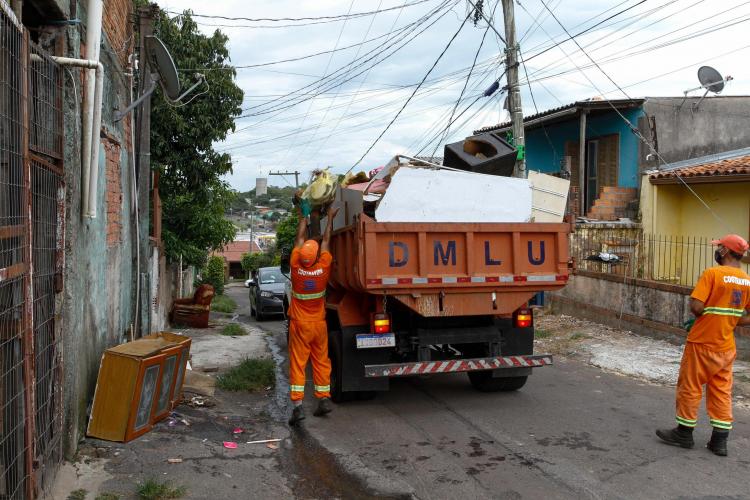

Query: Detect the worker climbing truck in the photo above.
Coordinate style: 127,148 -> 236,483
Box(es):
283,157 -> 571,402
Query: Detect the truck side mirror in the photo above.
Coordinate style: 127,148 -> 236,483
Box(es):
280,247 -> 291,275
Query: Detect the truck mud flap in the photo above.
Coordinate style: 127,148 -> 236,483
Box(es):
364,354 -> 553,378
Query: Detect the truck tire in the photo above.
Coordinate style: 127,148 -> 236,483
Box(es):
328,330 -> 356,403
467,371 -> 528,392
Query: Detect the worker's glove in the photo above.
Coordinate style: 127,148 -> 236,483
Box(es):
683,318 -> 695,332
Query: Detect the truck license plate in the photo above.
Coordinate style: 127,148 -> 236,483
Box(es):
356,333 -> 396,349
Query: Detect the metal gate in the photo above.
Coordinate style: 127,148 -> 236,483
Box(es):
1,3 -> 65,498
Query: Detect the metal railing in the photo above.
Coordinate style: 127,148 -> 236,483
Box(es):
571,227 -> 750,288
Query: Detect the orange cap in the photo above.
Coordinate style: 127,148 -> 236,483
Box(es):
712,234 -> 749,255
299,240 -> 319,268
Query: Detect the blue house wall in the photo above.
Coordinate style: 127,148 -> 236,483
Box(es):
524,108 -> 644,188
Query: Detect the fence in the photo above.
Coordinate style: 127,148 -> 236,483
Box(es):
0,4 -> 64,498
571,225 -> 750,288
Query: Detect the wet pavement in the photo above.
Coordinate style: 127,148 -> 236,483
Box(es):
52,283 -> 750,499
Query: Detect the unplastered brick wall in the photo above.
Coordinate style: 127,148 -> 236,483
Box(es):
102,0 -> 134,69
104,138 -> 122,246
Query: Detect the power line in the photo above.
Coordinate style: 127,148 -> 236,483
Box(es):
239,0 -> 457,117
166,1 -> 432,23
430,1 -> 497,158
349,11 -> 472,171
536,0 -> 734,232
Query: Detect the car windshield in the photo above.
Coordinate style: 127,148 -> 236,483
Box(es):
259,269 -> 284,284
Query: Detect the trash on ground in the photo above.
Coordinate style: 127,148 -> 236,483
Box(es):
185,395 -> 215,408
246,438 -> 282,445
223,441 -> 238,449
167,458 -> 183,464
266,443 -> 278,450
232,427 -> 243,435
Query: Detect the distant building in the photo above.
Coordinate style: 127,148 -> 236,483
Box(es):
212,240 -> 262,279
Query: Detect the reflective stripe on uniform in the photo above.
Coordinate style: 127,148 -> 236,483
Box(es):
676,415 -> 697,427
314,385 -> 330,392
710,418 -> 733,430
292,290 -> 326,300
703,306 -> 745,317
290,384 -> 305,393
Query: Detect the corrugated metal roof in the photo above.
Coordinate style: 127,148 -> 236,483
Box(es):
473,98 -> 644,134
649,151 -> 750,180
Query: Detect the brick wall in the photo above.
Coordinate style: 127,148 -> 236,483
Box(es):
104,138 -> 122,246
102,0 -> 133,69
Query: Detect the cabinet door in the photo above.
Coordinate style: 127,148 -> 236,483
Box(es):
127,359 -> 162,441
153,350 -> 179,420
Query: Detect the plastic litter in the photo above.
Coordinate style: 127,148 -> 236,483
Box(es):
301,168 -> 337,212
246,438 -> 282,445
223,441 -> 238,449
167,458 -> 183,464
266,443 -> 278,450
232,427 -> 243,435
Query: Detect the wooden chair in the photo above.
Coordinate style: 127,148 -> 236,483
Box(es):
170,284 -> 215,328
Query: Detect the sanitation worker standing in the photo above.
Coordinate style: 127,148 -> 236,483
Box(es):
287,204 -> 339,426
657,234 -> 750,456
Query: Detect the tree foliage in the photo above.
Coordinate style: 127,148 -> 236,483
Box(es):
147,8 -> 243,266
203,255 -> 226,295
240,252 -> 274,275
275,213 -> 299,254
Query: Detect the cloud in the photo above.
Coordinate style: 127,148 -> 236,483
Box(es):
155,0 -> 750,189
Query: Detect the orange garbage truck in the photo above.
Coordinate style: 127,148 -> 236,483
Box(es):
284,213 -> 571,402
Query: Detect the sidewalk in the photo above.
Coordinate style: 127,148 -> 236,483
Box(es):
534,312 -> 750,403
48,319 -> 292,500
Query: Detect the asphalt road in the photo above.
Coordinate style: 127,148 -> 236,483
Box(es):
227,284 -> 750,499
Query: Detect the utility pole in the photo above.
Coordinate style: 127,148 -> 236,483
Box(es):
269,170 -> 300,188
500,0 -> 526,178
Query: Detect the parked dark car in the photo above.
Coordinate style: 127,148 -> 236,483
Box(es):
249,266 -> 288,320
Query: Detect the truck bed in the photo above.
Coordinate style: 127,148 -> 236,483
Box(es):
328,215 -> 570,316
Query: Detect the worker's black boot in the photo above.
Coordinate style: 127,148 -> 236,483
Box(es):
707,428 -> 729,457
288,405 -> 305,426
313,397 -> 333,417
656,425 -> 695,449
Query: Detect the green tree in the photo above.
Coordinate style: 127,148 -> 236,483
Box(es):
240,252 -> 273,275
203,255 -> 226,295
275,213 -> 299,254
146,8 -> 244,266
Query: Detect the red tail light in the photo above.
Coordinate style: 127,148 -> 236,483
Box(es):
514,308 -> 533,328
371,313 -> 391,334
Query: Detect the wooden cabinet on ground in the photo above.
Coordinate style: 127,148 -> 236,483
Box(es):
87,332 -> 192,442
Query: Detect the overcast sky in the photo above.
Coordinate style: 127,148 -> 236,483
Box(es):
154,0 -> 750,190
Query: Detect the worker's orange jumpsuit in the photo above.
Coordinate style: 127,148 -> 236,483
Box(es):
676,266 -> 750,430
287,248 -> 333,402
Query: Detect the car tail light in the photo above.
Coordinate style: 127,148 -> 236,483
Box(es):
371,313 -> 391,334
514,308 -> 533,328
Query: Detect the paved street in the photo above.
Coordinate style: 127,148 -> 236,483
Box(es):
238,275 -> 750,500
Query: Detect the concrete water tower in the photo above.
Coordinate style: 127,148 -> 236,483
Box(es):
255,177 -> 268,196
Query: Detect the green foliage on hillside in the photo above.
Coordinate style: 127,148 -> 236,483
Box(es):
230,185 -> 297,213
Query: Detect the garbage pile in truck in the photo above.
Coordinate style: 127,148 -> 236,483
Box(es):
298,132 -> 571,229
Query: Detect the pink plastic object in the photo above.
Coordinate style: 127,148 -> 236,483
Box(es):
223,441 -> 238,449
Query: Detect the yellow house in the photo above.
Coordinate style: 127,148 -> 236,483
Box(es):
640,150 -> 750,285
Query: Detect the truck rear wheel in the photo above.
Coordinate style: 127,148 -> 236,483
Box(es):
467,371 -> 528,392
328,330 -> 355,403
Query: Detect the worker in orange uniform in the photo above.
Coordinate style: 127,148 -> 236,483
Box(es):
657,234 -> 750,456
288,204 -> 339,426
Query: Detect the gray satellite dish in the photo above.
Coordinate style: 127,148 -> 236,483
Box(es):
697,66 -> 725,94
145,36 -> 180,100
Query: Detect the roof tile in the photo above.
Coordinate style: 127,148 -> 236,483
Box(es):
649,154 -> 750,180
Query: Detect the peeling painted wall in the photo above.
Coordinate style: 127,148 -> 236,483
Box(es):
58,0 -> 143,457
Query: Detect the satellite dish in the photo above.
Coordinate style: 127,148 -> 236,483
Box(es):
145,36 -> 180,100
697,66 -> 725,93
